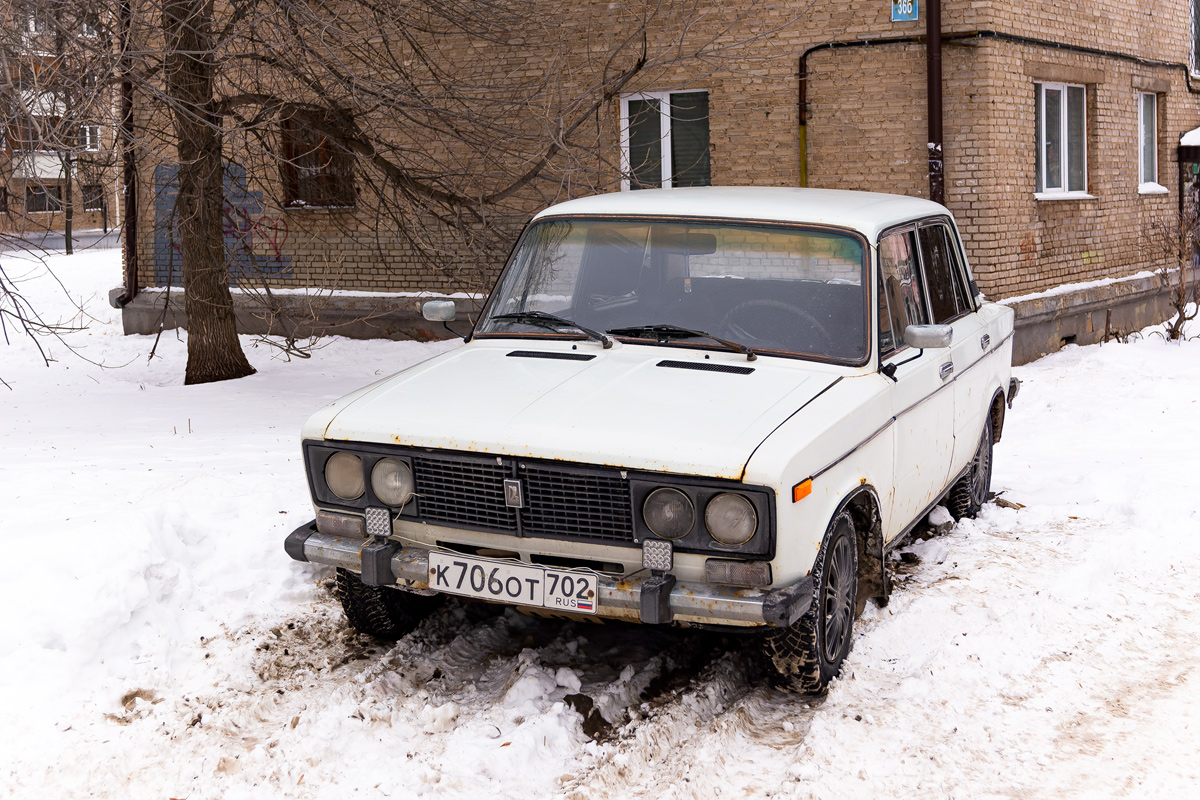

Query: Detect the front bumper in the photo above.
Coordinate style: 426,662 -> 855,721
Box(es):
285,521 -> 811,628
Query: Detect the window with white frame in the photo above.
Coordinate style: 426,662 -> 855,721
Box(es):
620,91 -> 710,190
1035,82 -> 1088,195
1139,92 -> 1160,189
82,124 -> 101,151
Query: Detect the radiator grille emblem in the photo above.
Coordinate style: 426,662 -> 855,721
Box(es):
503,479 -> 524,508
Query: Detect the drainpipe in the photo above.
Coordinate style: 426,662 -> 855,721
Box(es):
926,0 -> 944,205
798,58 -> 809,187
115,0 -> 138,307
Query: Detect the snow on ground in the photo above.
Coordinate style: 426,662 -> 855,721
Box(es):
2,248 -> 1199,799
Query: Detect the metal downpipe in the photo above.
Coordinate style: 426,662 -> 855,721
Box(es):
926,0 -> 945,204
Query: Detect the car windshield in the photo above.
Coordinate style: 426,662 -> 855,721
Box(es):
476,218 -> 868,362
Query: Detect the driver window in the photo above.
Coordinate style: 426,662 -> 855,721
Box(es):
878,231 -> 926,354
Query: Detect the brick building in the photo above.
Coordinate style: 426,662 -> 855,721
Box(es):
119,0 -> 1200,362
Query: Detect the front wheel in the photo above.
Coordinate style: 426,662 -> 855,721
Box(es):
335,568 -> 441,640
762,510 -> 858,695
948,414 -> 994,520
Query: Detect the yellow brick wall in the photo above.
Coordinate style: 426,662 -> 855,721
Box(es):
131,0 -> 1200,302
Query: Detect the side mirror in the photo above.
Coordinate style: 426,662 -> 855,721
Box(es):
422,299 -> 457,322
904,324 -> 954,349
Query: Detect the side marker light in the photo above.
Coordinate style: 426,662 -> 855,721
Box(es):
792,479 -> 813,503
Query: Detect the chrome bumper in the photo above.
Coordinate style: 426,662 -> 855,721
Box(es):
285,522 -> 811,628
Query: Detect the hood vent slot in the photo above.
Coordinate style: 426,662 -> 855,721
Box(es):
507,350 -> 596,361
657,360 -> 755,375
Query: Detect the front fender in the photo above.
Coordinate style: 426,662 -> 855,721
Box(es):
744,375 -> 894,587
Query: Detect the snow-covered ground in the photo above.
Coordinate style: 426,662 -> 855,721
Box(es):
2,249 -> 1198,799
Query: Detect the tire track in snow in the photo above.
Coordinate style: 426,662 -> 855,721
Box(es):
94,581 -> 761,796
559,646 -> 823,799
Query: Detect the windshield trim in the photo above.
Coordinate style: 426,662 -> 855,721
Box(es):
472,214 -> 873,367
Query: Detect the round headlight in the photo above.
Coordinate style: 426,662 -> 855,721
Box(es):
371,458 -> 415,507
325,452 -> 364,501
643,488 -> 694,540
705,493 -> 758,546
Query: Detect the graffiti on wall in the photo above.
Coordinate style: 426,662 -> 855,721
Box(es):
152,163 -> 292,285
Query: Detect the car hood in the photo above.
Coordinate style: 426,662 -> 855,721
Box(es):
315,340 -> 845,480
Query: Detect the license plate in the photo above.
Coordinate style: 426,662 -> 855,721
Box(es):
427,552 -> 598,614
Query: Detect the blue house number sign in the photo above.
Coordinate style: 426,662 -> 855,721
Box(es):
892,0 -> 918,21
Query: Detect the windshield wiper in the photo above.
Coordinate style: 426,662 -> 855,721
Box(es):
491,311 -> 613,349
606,324 -> 756,361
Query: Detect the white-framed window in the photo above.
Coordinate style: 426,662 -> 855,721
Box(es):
82,124 -> 101,151
26,13 -> 48,34
1035,82 -> 1088,197
1138,92 -> 1166,194
619,90 -> 710,190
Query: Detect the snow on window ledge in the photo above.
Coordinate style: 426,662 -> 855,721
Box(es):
1034,191 -> 1096,201
1138,182 -> 1169,195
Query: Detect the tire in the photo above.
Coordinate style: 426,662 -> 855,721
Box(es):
762,510 -> 858,695
947,414 -> 994,520
334,567 -> 441,640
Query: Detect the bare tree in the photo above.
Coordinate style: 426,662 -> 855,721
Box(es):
1147,191 -> 1200,341
0,1 -> 117,387
158,0 -> 255,382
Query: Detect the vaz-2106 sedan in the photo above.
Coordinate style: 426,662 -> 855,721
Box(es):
285,187 -> 1019,693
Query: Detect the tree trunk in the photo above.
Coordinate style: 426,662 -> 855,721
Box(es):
63,154 -> 73,256
163,0 -> 255,385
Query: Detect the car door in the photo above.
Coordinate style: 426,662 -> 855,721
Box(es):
877,228 -> 956,542
915,221 -> 989,476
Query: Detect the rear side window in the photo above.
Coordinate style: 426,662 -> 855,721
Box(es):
877,231 -> 927,354
918,224 -> 972,323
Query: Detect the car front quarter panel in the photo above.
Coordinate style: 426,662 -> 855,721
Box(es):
301,374 -> 405,441
744,375 -> 895,587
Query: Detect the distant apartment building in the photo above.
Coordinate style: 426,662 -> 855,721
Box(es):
1,6 -> 119,248
119,0 -> 1200,362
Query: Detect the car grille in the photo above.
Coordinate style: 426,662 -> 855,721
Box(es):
520,464 -> 634,541
413,454 -> 634,543
413,455 -> 517,532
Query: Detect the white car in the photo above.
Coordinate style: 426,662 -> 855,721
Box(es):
285,187 -> 1018,693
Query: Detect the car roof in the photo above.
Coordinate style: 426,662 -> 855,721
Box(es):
531,186 -> 950,241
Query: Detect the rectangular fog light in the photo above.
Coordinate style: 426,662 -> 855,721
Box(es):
316,510 -> 366,537
705,559 -> 771,587
642,539 -> 674,572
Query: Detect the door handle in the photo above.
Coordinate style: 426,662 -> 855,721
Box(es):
981,334 -> 991,350
940,361 -> 954,380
